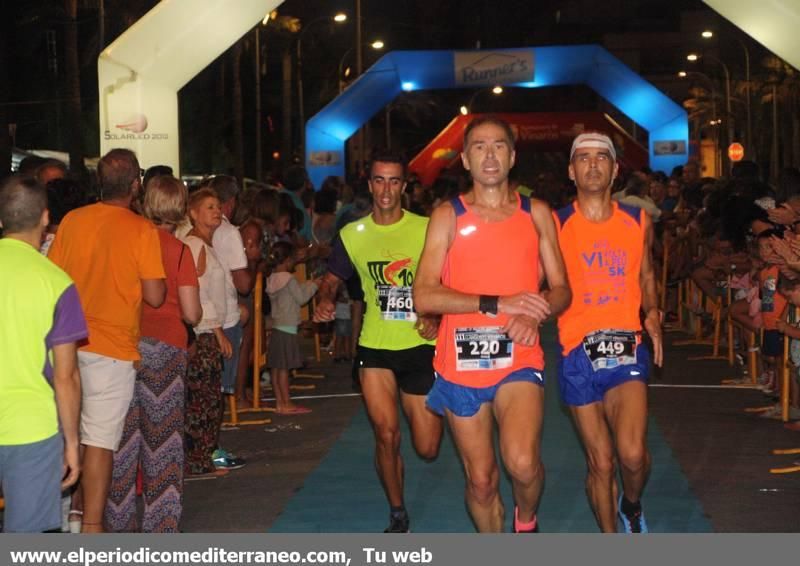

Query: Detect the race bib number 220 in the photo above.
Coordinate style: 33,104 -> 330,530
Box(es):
455,326 -> 513,371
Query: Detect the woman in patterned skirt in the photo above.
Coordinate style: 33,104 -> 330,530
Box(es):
181,188 -> 232,477
105,175 -> 201,532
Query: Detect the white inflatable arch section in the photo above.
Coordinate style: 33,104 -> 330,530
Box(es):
98,0 -> 280,175
703,0 -> 800,71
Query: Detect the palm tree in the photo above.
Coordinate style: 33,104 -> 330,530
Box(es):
756,55 -> 800,177
683,84 -> 722,174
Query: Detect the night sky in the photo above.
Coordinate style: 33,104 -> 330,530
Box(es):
1,0 -> 777,179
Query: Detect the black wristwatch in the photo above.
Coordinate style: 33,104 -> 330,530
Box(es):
479,295 -> 499,316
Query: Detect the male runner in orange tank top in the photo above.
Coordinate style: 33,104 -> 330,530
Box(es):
414,116 -> 571,533
555,132 -> 663,533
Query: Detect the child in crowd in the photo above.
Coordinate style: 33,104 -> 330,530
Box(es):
266,241 -> 318,415
333,281 -> 352,362
774,277 -> 800,426
757,230 -> 787,394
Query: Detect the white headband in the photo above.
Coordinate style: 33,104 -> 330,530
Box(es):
570,132 -> 617,161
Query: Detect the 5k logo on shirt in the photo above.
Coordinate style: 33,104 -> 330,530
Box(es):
580,241 -> 628,306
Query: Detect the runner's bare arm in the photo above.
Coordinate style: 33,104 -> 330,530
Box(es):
531,199 -> 571,319
640,213 -> 663,367
502,200 -> 571,345
413,203 -> 550,318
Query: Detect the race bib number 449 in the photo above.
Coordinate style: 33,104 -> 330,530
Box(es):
378,285 -> 416,321
582,330 -> 639,371
455,326 -> 513,371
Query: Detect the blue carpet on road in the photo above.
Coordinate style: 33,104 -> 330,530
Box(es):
270,326 -> 712,533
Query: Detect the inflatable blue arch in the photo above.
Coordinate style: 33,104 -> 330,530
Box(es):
305,45 -> 688,189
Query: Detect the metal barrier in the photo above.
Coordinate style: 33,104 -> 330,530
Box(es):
224,272 -> 272,426
771,305 -> 800,474
673,279 -> 728,363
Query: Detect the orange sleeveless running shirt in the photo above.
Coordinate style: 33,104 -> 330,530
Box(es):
433,194 -> 544,387
555,201 -> 645,354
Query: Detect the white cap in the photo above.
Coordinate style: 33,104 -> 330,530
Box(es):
570,132 -> 617,161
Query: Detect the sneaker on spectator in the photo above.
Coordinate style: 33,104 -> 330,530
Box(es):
213,448 -> 247,470
760,405 -> 800,420
757,404 -> 782,419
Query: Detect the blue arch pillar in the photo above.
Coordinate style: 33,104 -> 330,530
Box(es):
306,46 -> 688,189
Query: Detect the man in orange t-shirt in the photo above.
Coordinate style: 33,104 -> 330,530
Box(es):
49,148 -> 166,532
555,132 -> 662,533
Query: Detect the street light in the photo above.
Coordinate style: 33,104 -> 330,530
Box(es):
688,52 -> 733,168
297,12 -> 347,157
464,86 -> 504,114
262,10 -> 278,26
701,29 -> 752,156
338,41 -> 385,93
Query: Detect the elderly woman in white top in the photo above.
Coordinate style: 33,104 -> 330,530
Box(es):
182,187 -> 232,477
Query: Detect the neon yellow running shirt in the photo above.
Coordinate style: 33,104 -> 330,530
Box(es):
337,211 -> 433,350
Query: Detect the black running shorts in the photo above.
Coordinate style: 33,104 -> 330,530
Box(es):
356,344 -> 435,395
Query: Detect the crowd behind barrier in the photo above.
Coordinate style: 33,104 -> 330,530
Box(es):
3,145 -> 800,533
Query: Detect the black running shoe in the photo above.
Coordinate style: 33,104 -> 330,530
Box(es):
384,512 -> 410,533
618,496 -> 648,533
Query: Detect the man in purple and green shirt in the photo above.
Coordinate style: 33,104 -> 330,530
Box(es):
0,176 -> 86,532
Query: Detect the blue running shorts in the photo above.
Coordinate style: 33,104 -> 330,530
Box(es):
426,367 -> 544,417
559,341 -> 650,407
